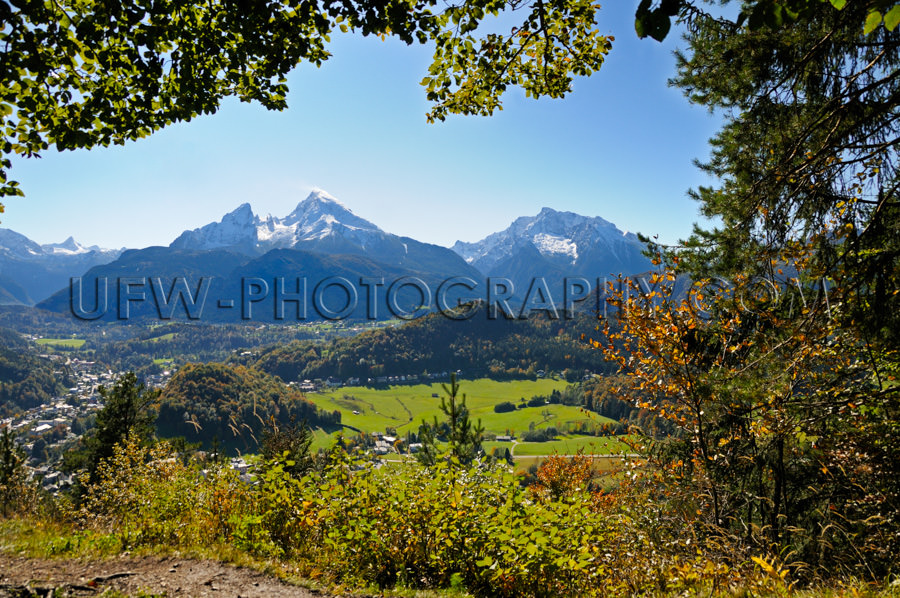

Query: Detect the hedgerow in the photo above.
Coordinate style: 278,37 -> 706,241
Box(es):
42,436 -> 814,596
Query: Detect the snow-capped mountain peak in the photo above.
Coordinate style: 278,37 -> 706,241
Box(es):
45,236 -> 84,254
283,191 -> 380,233
306,188 -> 346,209
41,236 -> 116,256
170,203 -> 261,251
0,228 -> 44,259
170,190 -> 384,253
227,202 -> 255,221
451,206 -> 651,278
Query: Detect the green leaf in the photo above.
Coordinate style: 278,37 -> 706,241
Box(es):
829,0 -> 847,9
635,0 -> 652,38
864,10 -> 882,33
634,15 -> 648,38
660,0 -> 681,17
475,556 -> 493,567
884,5 -> 900,30
649,13 -> 672,42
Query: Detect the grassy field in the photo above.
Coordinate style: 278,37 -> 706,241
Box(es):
310,428 -> 343,452
513,435 -> 630,456
143,333 -> 177,343
482,435 -> 629,457
36,337 -> 86,348
153,358 -> 175,366
305,378 -> 620,446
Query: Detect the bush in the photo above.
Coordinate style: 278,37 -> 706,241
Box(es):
61,436 -> 807,596
520,427 -> 558,442
493,401 -> 516,413
76,435 -> 253,548
255,448 -> 617,595
526,395 -> 547,407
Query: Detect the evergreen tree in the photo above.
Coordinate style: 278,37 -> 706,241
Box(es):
83,372 -> 158,485
0,426 -> 26,516
417,374 -> 485,467
673,1 -> 899,343
594,1 -> 900,577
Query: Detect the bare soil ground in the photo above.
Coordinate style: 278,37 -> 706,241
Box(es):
0,553 -> 337,597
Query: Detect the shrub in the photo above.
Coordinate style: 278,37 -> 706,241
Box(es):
252,447 -> 619,595
76,435 -> 252,548
61,435 -> 803,596
526,395 -> 547,407
520,427 -> 559,442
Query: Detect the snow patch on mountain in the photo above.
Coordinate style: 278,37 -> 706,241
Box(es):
532,233 -> 578,261
42,236 -> 118,256
257,215 -> 296,244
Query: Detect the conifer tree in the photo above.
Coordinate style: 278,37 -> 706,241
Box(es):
417,374 -> 485,467
0,426 -> 26,516
83,372 -> 158,485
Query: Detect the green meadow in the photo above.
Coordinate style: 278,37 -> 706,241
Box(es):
483,435 -> 630,457
143,332 -> 177,342
305,377 -> 620,441
35,337 -> 86,348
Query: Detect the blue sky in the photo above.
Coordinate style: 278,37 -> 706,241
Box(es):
3,1 -> 722,250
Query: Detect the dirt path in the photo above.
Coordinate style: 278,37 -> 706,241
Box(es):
0,553 -> 338,597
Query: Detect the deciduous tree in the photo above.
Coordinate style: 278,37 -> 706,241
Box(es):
0,0 -> 614,204
594,248 -> 898,577
577,1 -> 898,577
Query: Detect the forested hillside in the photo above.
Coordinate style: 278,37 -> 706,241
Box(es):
0,327 -> 67,416
247,308 -> 613,382
156,362 -> 341,452
90,322 -> 328,374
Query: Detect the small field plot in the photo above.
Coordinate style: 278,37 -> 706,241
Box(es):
310,428 -> 344,452
477,406 -> 617,437
142,333 -> 177,343
512,435 -> 630,456
309,389 -> 414,432
35,338 -> 86,349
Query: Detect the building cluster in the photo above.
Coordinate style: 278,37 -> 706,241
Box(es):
291,371 -> 456,393
145,368 -> 175,388
2,358 -> 120,493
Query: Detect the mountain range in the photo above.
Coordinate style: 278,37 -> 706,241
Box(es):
2,190 -> 653,318
36,192 -> 481,321
0,229 -> 122,305
171,190 -> 380,253
169,190 -> 477,277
